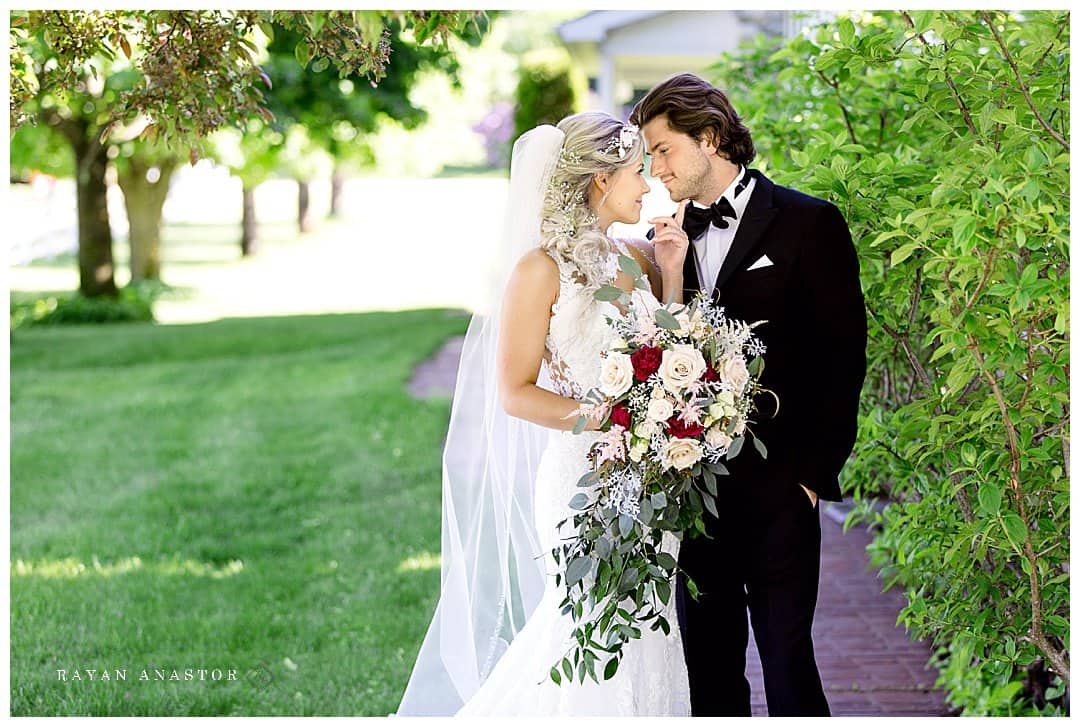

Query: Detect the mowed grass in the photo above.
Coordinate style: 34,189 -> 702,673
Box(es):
10,309 -> 468,715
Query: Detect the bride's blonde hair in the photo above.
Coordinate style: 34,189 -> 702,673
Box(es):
539,112 -> 644,288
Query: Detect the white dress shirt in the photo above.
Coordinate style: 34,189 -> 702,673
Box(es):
689,167 -> 756,298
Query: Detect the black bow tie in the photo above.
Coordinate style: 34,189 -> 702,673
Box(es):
682,171 -> 750,240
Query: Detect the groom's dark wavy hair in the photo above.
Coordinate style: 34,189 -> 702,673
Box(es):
630,73 -> 755,166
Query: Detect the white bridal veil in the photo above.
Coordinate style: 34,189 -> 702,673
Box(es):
395,125 -> 567,715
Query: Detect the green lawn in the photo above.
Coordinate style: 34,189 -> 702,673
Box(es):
10,309 -> 468,715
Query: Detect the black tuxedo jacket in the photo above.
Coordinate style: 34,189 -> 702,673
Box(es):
652,169 -> 867,502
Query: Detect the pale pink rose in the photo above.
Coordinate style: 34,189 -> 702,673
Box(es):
599,351 -> 634,398
646,397 -> 675,422
718,355 -> 751,394
659,437 -> 703,471
659,344 -> 707,393
705,425 -> 733,450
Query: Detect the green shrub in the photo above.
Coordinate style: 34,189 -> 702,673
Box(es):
512,47 -> 583,144
709,10 -> 1069,715
11,281 -> 162,329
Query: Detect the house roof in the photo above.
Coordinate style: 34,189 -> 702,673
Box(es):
556,11 -> 666,43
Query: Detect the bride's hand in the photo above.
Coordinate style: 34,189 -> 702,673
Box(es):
649,200 -> 689,275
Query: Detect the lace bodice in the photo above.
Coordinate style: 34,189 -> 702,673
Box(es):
542,241 -> 659,400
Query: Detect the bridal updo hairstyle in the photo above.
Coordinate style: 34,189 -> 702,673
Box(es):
539,111 -> 645,289
629,72 -> 755,167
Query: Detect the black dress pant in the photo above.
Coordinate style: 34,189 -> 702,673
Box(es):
675,481 -> 830,716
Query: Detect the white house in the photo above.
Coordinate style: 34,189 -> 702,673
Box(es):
557,10 -> 815,118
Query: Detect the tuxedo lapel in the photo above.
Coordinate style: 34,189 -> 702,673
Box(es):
711,169 -> 778,296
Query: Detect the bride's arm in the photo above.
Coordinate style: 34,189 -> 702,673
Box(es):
497,249 -> 600,432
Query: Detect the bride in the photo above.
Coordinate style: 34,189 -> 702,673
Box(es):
396,112 -> 691,716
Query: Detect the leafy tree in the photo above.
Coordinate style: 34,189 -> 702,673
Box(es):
10,10 -> 485,296
512,47 -> 584,145
709,10 -> 1068,714
260,17 -> 489,230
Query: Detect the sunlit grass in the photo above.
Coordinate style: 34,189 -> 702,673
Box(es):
11,309 -> 467,715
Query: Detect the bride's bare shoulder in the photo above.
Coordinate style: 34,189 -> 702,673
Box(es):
506,248 -> 560,299
512,247 -> 559,279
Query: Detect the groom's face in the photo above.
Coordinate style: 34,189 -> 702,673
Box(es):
641,115 -> 713,205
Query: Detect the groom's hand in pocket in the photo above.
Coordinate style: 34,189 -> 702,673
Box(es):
799,483 -> 818,507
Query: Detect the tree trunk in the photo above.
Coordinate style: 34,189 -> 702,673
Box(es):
297,179 -> 312,233
116,158 -> 177,282
72,131 -> 117,298
329,166 -> 345,218
241,184 -> 257,256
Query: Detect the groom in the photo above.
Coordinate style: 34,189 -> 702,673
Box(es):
631,74 -> 867,716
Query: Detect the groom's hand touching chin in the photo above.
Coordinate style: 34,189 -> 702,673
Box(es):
799,483 -> 818,507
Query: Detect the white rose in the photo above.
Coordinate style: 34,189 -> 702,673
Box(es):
718,355 -> 751,394
705,425 -> 733,450
675,312 -> 692,336
598,351 -> 634,398
659,344 -> 707,393
634,420 -> 659,439
612,337 -> 628,349
646,397 -> 675,422
660,437 -> 703,471
629,440 -> 648,462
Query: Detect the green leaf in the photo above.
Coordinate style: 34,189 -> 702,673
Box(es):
550,666 -> 562,685
838,17 -> 855,45
650,492 -> 667,509
638,497 -> 654,525
655,579 -> 671,605
655,308 -> 681,330
594,285 -> 625,302
572,415 -> 587,435
618,513 -> 634,537
566,556 -> 593,586
726,435 -> 744,460
562,657 -> 573,681
977,482 -> 1001,515
891,242 -> 920,266
702,493 -> 719,519
568,493 -> 589,510
1002,513 -> 1026,545
952,214 -> 977,248
294,41 -> 311,68
618,254 -> 642,279
701,467 -> 717,496
656,552 -> 677,571
603,657 -> 619,680
751,435 -> 768,460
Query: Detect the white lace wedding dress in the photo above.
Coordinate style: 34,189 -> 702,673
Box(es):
456,245 -> 691,717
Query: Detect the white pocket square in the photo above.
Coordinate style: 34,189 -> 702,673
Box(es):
747,254 -> 774,271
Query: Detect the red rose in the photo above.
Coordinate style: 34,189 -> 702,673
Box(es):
702,362 -> 720,382
665,414 -> 705,439
611,404 -> 631,429
631,346 -> 663,381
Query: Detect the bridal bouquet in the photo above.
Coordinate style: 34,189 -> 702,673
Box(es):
549,254 -> 770,686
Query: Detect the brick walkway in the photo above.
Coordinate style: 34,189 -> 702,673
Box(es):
411,335 -> 951,717
745,506 -> 950,716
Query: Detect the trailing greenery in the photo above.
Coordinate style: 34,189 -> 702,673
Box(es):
708,10 -> 1068,715
10,309 -> 468,715
512,47 -> 583,146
